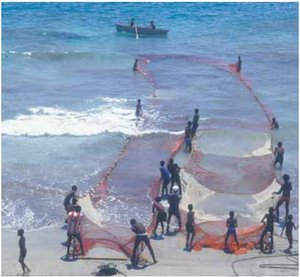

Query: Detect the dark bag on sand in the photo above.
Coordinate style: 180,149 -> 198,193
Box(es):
96,263 -> 118,276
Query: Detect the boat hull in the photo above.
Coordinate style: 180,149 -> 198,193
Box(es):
116,23 -> 169,36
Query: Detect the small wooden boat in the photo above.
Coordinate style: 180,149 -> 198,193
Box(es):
116,23 -> 169,36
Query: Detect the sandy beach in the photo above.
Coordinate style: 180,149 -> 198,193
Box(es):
2,225 -> 298,276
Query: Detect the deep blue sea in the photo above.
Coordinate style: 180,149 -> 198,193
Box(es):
2,2 -> 298,230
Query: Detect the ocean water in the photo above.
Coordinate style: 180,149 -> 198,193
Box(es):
2,2 -> 298,230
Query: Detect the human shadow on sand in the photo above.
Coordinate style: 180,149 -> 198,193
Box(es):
126,262 -> 156,270
60,255 -> 78,262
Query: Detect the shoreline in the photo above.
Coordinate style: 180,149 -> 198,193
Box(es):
2,225 -> 298,276
2,142 -> 298,276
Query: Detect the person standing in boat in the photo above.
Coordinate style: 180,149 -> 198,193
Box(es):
130,18 -> 135,28
150,21 -> 156,29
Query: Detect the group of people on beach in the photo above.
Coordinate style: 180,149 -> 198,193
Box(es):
129,98 -> 297,264
16,57 -> 297,273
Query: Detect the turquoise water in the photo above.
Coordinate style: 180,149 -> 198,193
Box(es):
2,2 -> 298,229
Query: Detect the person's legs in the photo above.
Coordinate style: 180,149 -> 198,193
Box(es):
285,200 -> 289,220
170,177 -> 175,194
153,217 -> 159,235
233,231 -> 239,248
132,237 -> 141,259
188,139 -> 192,152
144,237 -> 157,263
276,199 -> 283,221
186,232 -> 190,248
287,234 -> 293,249
175,176 -> 182,195
175,212 -> 182,229
224,231 -> 230,248
259,229 -> 268,251
190,230 -> 196,248
166,211 -> 172,232
74,233 -> 84,255
269,229 -> 274,250
161,183 -> 167,197
160,220 -> 164,234
19,256 -> 25,274
66,234 -> 73,255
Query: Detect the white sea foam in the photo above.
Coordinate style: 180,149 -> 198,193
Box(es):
101,97 -> 128,103
2,105 -> 182,137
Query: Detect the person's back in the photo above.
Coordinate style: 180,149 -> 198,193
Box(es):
276,146 -> 285,156
192,113 -> 199,127
64,185 -> 77,212
187,210 -> 194,225
285,220 -> 294,235
185,125 -> 192,139
67,210 -> 81,235
282,181 -> 292,197
167,162 -> 180,178
168,193 -> 181,211
153,200 -> 165,214
266,212 -> 275,229
64,191 -> 75,207
132,222 -> 147,235
160,165 -> 170,181
227,217 -> 237,229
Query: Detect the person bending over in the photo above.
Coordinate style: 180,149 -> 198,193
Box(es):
130,219 -> 157,264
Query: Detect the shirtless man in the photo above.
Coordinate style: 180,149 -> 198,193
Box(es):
130,219 -> 157,265
273,141 -> 285,168
224,211 -> 239,250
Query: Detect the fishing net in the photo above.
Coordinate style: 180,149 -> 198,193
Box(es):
79,54 -> 278,257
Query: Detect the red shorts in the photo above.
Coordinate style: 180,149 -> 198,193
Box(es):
279,196 -> 290,204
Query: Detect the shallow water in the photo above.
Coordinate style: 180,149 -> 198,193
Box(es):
2,2 -> 298,229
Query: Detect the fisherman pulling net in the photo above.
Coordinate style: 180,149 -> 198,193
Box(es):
77,54 -> 287,258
